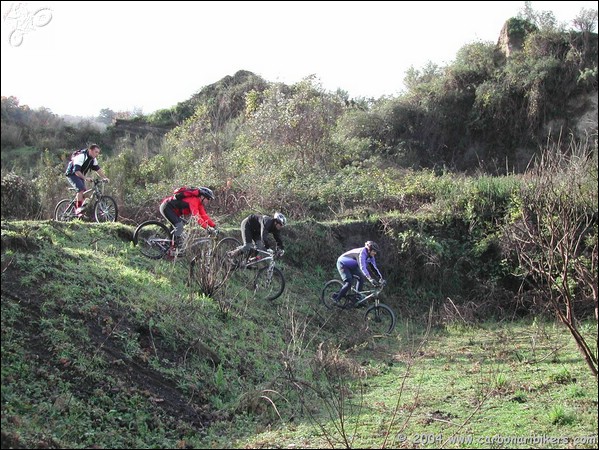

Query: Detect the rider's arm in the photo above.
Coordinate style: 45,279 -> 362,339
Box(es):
73,169 -> 87,181
95,167 -> 108,179
271,227 -> 284,249
358,248 -> 376,282
189,198 -> 216,229
260,217 -> 269,246
71,153 -> 89,181
369,258 -> 383,281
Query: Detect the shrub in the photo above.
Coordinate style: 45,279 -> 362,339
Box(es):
1,172 -> 42,219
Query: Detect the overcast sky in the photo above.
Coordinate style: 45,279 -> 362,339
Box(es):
1,1 -> 597,117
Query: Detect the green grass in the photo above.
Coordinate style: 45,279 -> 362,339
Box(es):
236,321 -> 598,449
1,220 -> 597,449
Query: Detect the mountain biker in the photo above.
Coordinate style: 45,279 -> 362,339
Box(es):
159,186 -> 217,248
332,241 -> 384,305
228,212 -> 287,258
64,144 -> 109,216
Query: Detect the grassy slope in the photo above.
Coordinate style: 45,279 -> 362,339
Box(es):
1,220 -> 597,449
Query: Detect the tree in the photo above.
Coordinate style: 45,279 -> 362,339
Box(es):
507,137 -> 598,377
518,1 -> 557,31
246,76 -> 344,167
572,7 -> 598,33
98,108 -> 116,125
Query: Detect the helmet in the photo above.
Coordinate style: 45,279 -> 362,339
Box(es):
199,187 -> 215,200
365,241 -> 380,253
273,212 -> 287,226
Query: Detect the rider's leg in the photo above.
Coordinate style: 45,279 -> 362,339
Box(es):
354,274 -> 367,304
355,274 -> 366,292
229,217 -> 254,257
236,243 -> 254,256
67,175 -> 86,213
160,202 -> 183,246
334,261 -> 353,300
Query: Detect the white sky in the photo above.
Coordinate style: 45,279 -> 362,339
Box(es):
1,1 -> 597,117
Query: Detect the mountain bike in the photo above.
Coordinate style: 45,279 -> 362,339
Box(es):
321,276 -> 396,334
132,217 -> 215,260
54,179 -> 118,223
132,219 -> 230,291
215,237 -> 286,301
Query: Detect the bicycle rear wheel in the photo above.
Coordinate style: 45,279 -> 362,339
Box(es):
253,266 -> 285,301
133,221 -> 171,259
54,199 -> 76,222
364,303 -> 396,335
94,195 -> 118,222
212,237 -> 242,287
321,279 -> 351,309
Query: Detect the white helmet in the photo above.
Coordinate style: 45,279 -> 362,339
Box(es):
274,212 -> 287,226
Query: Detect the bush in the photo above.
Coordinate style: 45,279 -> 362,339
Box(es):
1,172 -> 42,219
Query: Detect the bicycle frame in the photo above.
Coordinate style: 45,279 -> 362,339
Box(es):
244,248 -> 275,268
54,178 -> 117,222
221,243 -> 286,301
351,283 -> 385,306
320,277 -> 395,334
68,180 -> 103,208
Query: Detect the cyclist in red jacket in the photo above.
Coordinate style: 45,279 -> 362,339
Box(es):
159,186 -> 216,247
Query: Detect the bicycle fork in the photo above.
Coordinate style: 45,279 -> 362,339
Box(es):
264,263 -> 275,285
371,299 -> 385,323
254,261 -> 275,290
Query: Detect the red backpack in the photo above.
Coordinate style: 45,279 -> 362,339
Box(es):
173,186 -> 200,200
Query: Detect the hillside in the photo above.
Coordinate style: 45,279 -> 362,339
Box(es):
2,13 -> 598,447
2,219 -> 598,448
0,219 -> 402,447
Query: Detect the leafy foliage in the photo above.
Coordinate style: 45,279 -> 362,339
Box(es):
0,172 -> 41,219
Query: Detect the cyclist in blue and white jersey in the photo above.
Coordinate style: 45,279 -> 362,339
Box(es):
332,241 -> 384,304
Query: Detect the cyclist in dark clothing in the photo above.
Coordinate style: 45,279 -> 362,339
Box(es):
64,144 -> 109,215
228,212 -> 287,257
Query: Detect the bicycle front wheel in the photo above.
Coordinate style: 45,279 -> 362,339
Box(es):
364,303 -> 396,335
212,237 -> 242,286
133,221 -> 171,259
213,237 -> 243,271
54,199 -> 75,222
253,266 -> 285,301
94,196 -> 118,222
